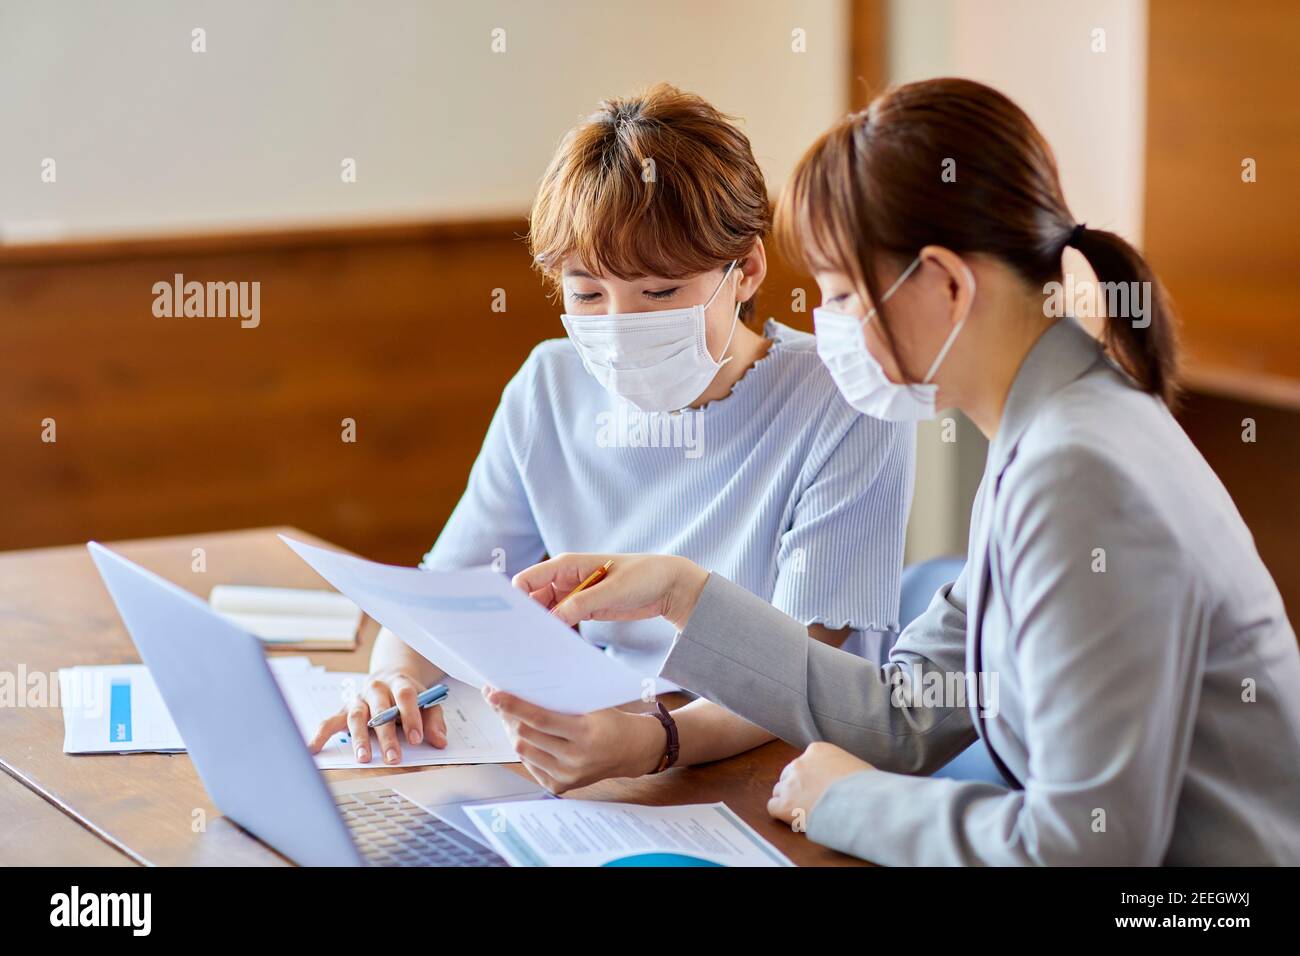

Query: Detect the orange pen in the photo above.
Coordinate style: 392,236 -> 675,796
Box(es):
551,559 -> 613,614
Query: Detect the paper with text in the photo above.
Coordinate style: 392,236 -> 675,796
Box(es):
278,669 -> 518,769
280,536 -> 666,713
465,799 -> 795,867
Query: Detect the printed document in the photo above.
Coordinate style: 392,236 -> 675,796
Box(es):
280,536 -> 668,713
465,799 -> 795,867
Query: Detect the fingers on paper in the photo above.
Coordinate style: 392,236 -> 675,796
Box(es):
308,710 -> 347,753
423,703 -> 448,749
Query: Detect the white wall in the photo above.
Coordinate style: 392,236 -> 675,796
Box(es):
908,0 -> 1148,244
0,0 -> 848,241
889,0 -> 1149,562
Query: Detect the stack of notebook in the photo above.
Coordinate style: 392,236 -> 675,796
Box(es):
208,585 -> 361,651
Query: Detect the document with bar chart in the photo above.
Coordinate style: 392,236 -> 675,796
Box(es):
58,657 -> 518,768
58,664 -> 185,754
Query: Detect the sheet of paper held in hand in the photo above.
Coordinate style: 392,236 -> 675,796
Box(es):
279,536 -> 669,713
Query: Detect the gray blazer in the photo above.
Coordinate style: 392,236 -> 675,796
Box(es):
661,317 -> 1300,865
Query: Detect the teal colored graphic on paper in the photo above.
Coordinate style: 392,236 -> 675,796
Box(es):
109,678 -> 132,743
602,853 -> 723,867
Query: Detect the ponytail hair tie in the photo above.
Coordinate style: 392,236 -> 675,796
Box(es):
1067,222 -> 1087,248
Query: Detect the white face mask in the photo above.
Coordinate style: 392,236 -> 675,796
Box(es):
561,260 -> 741,412
813,255 -> 973,421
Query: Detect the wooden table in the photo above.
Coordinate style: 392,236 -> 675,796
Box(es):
0,528 -> 865,866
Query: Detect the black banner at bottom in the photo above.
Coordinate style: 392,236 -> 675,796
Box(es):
1,865 -> 1286,941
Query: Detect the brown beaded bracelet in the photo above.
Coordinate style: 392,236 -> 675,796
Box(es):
648,701 -> 680,774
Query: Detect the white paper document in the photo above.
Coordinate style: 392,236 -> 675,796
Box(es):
464,799 -> 795,867
278,668 -> 518,769
57,658 -> 312,755
59,658 -> 518,769
279,536 -> 669,713
58,664 -> 187,754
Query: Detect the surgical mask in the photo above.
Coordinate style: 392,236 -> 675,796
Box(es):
561,260 -> 741,412
813,255 -> 973,421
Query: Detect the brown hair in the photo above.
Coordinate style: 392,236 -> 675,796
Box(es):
528,83 -> 770,323
776,77 -> 1179,404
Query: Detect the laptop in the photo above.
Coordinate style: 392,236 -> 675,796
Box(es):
86,541 -> 545,867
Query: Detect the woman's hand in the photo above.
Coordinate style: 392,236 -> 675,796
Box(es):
307,668 -> 447,765
768,742 -> 875,829
483,685 -> 666,794
512,553 -> 709,631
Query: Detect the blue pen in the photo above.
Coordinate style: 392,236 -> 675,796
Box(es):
366,683 -> 449,729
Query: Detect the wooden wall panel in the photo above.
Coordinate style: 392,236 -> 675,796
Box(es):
848,0 -> 889,110
0,222 -> 814,565
1145,0 -> 1300,405
1145,0 -> 1300,614
1,221 -> 543,564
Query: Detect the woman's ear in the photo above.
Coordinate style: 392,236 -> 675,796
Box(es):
919,244 -> 976,328
736,237 -> 769,304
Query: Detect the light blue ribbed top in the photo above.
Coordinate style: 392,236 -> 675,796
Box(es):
423,319 -> 915,681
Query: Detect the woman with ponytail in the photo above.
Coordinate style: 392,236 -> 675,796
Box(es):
508,78 -> 1300,865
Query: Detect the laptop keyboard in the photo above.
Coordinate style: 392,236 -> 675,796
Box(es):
334,788 -> 508,867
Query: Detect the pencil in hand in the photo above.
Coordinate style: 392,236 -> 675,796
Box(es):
551,559 -> 613,615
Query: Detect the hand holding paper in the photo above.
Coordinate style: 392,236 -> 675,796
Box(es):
279,536 -> 669,713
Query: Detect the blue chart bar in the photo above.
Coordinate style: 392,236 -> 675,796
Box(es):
109,678 -> 132,744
